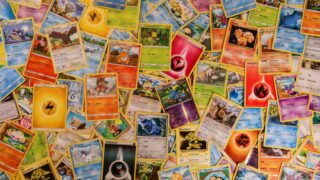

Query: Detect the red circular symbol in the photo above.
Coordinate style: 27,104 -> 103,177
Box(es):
254,82 -> 269,99
235,133 -> 250,148
171,56 -> 185,72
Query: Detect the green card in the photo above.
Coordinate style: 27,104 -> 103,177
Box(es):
106,0 -> 140,30
247,4 -> 278,27
139,23 -> 172,70
22,131 -> 49,166
193,61 -> 227,111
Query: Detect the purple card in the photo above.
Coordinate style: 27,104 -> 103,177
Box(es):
17,3 -> 50,25
309,95 -> 320,112
279,95 -> 312,122
166,100 -> 199,129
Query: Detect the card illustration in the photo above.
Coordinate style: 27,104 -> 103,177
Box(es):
221,0 -> 257,17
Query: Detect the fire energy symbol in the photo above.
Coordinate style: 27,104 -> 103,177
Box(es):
42,100 -> 57,115
249,76 -> 274,101
171,46 -> 188,73
235,133 -> 250,148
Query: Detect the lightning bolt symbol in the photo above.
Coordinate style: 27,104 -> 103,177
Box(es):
45,101 -> 54,114
89,12 -> 98,22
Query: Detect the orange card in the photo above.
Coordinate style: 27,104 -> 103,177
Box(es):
210,4 -> 228,52
0,122 -> 35,175
105,41 -> 141,89
220,18 -> 258,68
84,73 -> 119,120
224,130 -> 260,163
258,28 -> 292,74
258,135 -> 291,180
24,34 -> 58,83
301,0 -> 320,36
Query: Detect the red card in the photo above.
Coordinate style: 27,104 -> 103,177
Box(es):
163,33 -> 204,79
245,61 -> 276,107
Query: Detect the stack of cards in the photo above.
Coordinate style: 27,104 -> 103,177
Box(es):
0,0 -> 320,179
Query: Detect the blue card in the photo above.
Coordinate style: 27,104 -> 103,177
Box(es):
305,151 -> 320,170
94,0 -> 126,10
286,0 -> 304,5
147,0 -> 162,5
67,32 -> 107,79
0,67 -> 25,101
264,100 -> 299,149
70,139 -> 103,180
179,13 -> 210,41
108,29 -> 132,40
314,171 -> 320,180
0,0 -> 15,21
158,165 -> 193,179
66,111 -> 93,130
236,108 -> 263,130
140,0 -> 152,22
234,164 -> 269,180
0,171 -> 9,180
40,12 -> 69,34
1,18 -> 34,67
210,144 -> 222,165
273,4 -> 306,54
144,0 -> 198,32
228,85 -> 244,106
221,0 -> 257,17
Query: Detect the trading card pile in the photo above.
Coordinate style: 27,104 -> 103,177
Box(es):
1,0 -> 320,179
